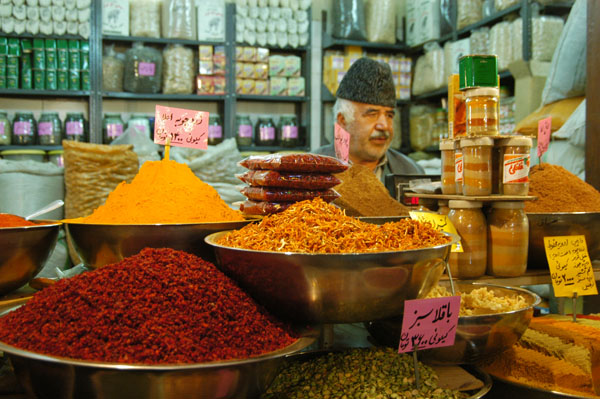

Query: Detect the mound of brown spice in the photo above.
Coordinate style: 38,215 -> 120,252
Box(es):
525,164 -> 600,213
0,248 -> 296,365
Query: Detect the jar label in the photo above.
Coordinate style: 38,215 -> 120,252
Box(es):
208,125 -> 223,139
66,121 -> 83,136
107,123 -> 123,138
14,121 -> 32,136
38,121 -> 54,136
454,152 -> 463,182
0,121 -> 5,135
282,125 -> 298,139
259,126 -> 275,141
238,124 -> 252,138
503,154 -> 530,184
138,62 -> 155,77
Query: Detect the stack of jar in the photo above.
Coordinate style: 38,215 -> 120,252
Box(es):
439,54 -> 534,279
0,111 -> 88,146
235,114 -> 300,148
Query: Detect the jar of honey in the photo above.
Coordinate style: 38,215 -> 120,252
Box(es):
440,139 -> 455,194
460,137 -> 494,196
448,200 -> 487,279
487,201 -> 529,277
465,87 -> 499,136
498,136 -> 533,195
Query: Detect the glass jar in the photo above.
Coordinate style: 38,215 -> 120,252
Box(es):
64,112 -> 87,142
454,140 -> 463,194
0,112 -> 11,145
256,116 -> 276,146
487,201 -> 528,277
440,139 -> 455,194
38,112 -> 62,145
236,115 -> 253,146
499,136 -> 533,196
278,114 -> 299,147
12,112 -> 37,145
448,200 -> 487,279
127,114 -> 151,138
48,149 -> 64,167
460,137 -> 494,196
432,108 -> 446,148
438,200 -> 449,215
465,87 -> 499,136
103,113 -> 125,144
208,114 -> 223,146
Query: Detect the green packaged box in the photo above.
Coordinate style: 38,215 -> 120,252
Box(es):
46,49 -> 57,69
32,38 -> 44,50
33,50 -> 44,69
81,70 -> 90,90
68,69 -> 80,90
33,69 -> 45,90
46,69 -> 57,90
57,69 -> 68,90
22,68 -> 33,89
6,75 -> 17,89
8,39 -> 20,56
57,39 -> 68,50
57,48 -> 69,69
68,40 -> 80,50
69,50 -> 80,71
0,55 -> 5,69
21,53 -> 32,70
7,65 -> 18,78
0,75 -> 5,89
21,39 -> 32,54
0,38 -> 7,56
80,50 -> 89,70
7,56 -> 18,67
45,39 -> 57,49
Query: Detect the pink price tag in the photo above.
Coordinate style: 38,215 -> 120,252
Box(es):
154,105 -> 209,150
334,123 -> 350,163
138,62 -> 156,77
537,116 -> 552,158
398,296 -> 461,353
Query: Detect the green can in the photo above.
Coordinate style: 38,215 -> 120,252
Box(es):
459,54 -> 498,90
7,56 -> 18,67
46,69 -> 57,90
21,53 -> 32,70
33,69 -> 45,90
33,49 -> 45,69
81,70 -> 90,90
68,69 -> 80,90
46,49 -> 57,69
57,70 -> 68,90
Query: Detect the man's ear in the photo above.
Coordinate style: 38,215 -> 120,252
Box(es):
336,112 -> 346,129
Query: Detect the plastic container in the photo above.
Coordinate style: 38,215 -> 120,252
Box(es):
278,114 -> 299,147
37,112 -> 62,145
64,112 -> 87,142
12,112 -> 37,145
256,116 -> 276,146
208,114 -> 223,146
48,149 -> 64,167
448,200 -> 487,279
103,113 -> 125,144
465,87 -> 499,136
127,114 -> 151,138
454,140 -> 463,194
440,139 -> 455,194
236,115 -> 253,147
499,136 -> 533,195
460,137 -> 494,196
487,201 -> 529,277
0,112 -> 12,145
0,149 -> 46,162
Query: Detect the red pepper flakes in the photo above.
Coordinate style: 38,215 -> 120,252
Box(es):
0,248 -> 297,365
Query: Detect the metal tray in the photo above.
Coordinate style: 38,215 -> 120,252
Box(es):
488,373 -> 599,399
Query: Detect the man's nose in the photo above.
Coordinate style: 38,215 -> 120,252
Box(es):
375,113 -> 391,130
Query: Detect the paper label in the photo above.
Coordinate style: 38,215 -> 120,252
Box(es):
0,121 -> 4,135
503,154 -> 530,184
334,122 -> 350,163
238,124 -> 252,138
282,125 -> 298,139
259,126 -> 275,141
138,62 -> 156,77
66,121 -> 83,136
399,296 -> 461,353
537,116 -> 552,158
154,105 -> 209,150
14,121 -> 32,136
208,125 -> 223,139
454,152 -> 463,182
409,211 -> 463,252
106,123 -> 123,138
544,235 -> 598,297
38,122 -> 53,136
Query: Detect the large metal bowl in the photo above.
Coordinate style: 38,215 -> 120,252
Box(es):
0,221 -> 60,295
365,281 -> 540,365
65,220 -> 253,269
527,212 -> 600,269
205,231 -> 459,324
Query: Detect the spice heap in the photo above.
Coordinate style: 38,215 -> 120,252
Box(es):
0,214 -> 38,228
218,198 -> 450,253
0,248 -> 296,364
237,153 -> 347,216
263,347 -> 466,399
525,164 -> 600,213
427,285 -> 530,316
67,159 -> 243,224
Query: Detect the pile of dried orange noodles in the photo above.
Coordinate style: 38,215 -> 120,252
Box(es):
218,198 -> 451,253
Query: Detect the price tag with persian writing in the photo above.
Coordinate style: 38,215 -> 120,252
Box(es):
334,123 -> 350,163
409,211 -> 462,252
154,105 -> 209,150
544,235 -> 598,297
398,296 -> 461,353
537,116 -> 552,158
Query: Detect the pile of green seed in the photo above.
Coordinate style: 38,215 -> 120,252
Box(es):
263,348 -> 467,399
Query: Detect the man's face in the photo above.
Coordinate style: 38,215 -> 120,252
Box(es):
344,102 -> 395,163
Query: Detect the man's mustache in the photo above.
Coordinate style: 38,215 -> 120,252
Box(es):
369,131 -> 390,140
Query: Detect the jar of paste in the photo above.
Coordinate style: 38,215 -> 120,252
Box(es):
460,137 -> 494,196
498,136 -> 532,195
448,200 -> 487,279
465,87 -> 499,136
487,201 -> 529,277
440,139 -> 455,194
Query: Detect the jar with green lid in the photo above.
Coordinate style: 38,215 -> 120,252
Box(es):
208,114 -> 223,146
103,113 -> 125,144
38,112 -> 62,145
64,112 -> 87,142
256,116 -> 276,146
236,115 -> 253,146
127,114 -> 151,138
0,112 -> 11,145
278,114 -> 299,147
12,112 -> 36,145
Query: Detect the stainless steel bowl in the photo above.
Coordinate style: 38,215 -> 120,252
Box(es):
0,222 -> 60,295
365,281 -> 540,365
527,212 -> 600,269
65,220 -> 252,269
205,231 -> 459,324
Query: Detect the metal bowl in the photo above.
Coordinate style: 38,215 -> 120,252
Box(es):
527,212 -> 600,269
205,231 -> 459,324
65,220 -> 253,269
0,221 -> 60,295
365,281 -> 540,365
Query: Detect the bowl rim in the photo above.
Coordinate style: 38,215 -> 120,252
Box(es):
526,212 -> 600,216
62,219 -> 255,227
0,220 -> 62,230
205,230 -> 460,256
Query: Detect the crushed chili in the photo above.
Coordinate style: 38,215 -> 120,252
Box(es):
0,214 -> 37,228
0,248 -> 297,365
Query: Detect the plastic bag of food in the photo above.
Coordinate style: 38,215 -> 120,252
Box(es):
240,186 -> 340,202
470,27 -> 489,55
365,0 -> 395,44
162,44 -> 194,94
331,0 -> 367,41
457,0 -> 482,30
102,44 -> 124,92
237,170 -> 341,189
488,21 -> 511,70
162,0 -> 196,40
510,16 -> 564,64
239,153 -> 349,173
130,0 -> 160,38
411,42 -> 444,96
239,200 -> 293,215
409,105 -> 436,152
494,0 -> 518,11
123,42 -> 162,93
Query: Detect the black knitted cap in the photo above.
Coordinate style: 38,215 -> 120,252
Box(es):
336,57 -> 396,108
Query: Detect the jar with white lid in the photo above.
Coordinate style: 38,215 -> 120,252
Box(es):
487,201 -> 528,277
440,139 -> 455,194
498,136 -> 532,195
448,200 -> 487,279
460,137 -> 494,196
465,87 -> 499,136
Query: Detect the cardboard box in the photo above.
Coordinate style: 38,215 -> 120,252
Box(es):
508,60 -> 551,123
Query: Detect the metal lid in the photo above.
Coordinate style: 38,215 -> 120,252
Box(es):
464,87 -> 500,98
449,200 -> 483,208
460,137 -> 494,147
498,136 -> 533,147
492,201 -> 525,209
48,150 -> 64,155
439,139 -> 455,150
459,54 -> 498,90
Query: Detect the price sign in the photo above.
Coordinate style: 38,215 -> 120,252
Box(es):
537,116 -> 552,158
399,296 -> 461,353
154,105 -> 209,150
409,211 -> 462,252
334,122 -> 350,163
544,235 -> 598,297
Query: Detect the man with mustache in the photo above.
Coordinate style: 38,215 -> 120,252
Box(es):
315,57 -> 424,181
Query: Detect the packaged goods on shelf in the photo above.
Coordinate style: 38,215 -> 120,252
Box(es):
411,42 -> 444,95
238,1 -> 310,47
332,0 -> 367,41
469,27 -> 489,56
197,0 -> 225,41
457,0 -> 483,30
510,16 -> 564,64
405,0 -> 440,46
102,0 -> 129,36
322,50 -> 344,95
443,38 -> 470,85
162,44 -> 194,94
123,42 -> 162,93
129,0 -> 160,38
488,21 -> 512,71
162,0 -> 195,40
269,76 -> 286,95
494,0 -> 519,11
409,105 -> 436,151
364,0 -> 395,44
287,76 -> 304,96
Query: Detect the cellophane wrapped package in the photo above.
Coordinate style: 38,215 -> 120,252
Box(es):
130,0 -> 160,38
123,42 -> 162,93
162,44 -> 194,94
162,0 -> 196,40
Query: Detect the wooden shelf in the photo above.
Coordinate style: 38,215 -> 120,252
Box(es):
404,193 -> 536,201
441,267 -> 600,287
